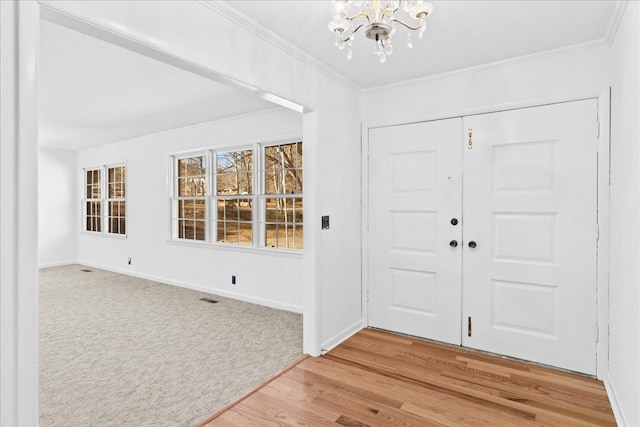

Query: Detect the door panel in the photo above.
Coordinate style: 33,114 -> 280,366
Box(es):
368,118 -> 462,344
462,100 -> 598,375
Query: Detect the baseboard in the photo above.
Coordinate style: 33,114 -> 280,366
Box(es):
603,374 -> 628,426
321,319 -> 365,354
38,260 -> 78,269
76,261 -> 303,314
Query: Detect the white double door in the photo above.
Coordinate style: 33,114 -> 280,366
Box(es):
368,99 -> 598,375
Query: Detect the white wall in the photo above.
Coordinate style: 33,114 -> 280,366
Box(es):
608,2 -> 640,425
363,28 -> 640,425
40,0 -> 364,356
0,1 -> 39,424
363,48 -> 610,126
39,148 -> 77,267
76,108 -> 305,312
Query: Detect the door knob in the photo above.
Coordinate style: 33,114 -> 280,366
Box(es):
449,240 -> 458,248
450,218 -> 459,226
468,241 -> 477,249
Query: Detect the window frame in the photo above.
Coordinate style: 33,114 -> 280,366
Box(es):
169,139 -> 303,253
260,141 -> 303,250
82,162 -> 127,237
106,164 -> 127,235
171,151 -> 209,242
212,145 -> 257,247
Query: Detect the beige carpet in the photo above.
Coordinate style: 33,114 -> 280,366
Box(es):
39,265 -> 303,426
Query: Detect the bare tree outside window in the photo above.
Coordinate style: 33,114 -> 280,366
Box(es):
264,142 -> 303,249
215,149 -> 253,245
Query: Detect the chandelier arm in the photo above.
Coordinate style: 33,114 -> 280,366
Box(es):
351,23 -> 367,34
381,2 -> 401,20
334,23 -> 367,43
388,17 -> 424,31
345,10 -> 372,24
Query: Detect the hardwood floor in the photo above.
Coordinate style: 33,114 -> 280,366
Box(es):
202,328 -> 616,426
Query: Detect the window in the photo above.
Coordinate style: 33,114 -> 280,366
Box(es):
107,166 -> 126,235
263,142 -> 303,249
173,155 -> 206,241
214,149 -> 254,245
85,168 -> 102,232
171,141 -> 303,251
83,164 -> 126,235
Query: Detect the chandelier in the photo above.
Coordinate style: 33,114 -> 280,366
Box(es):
328,0 -> 433,63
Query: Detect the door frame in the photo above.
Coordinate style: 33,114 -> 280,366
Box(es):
361,93 -> 611,379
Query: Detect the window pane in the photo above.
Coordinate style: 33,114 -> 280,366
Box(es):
216,221 -> 226,243
284,169 -> 300,194
265,223 -> 300,249
85,201 -> 101,232
110,218 -> 119,234
263,195 -> 303,249
225,222 -> 239,243
265,223 -> 278,248
107,200 -> 126,235
216,199 -> 225,221
216,174 -> 228,195
264,146 -> 279,169
215,197 -> 253,245
176,197 -> 206,241
181,220 -> 194,239
195,221 -> 206,241
177,156 -> 206,197
265,198 -> 278,222
293,198 -> 303,222
93,216 -> 101,233
194,200 -> 205,220
215,149 -> 253,197
86,169 -> 101,199
225,199 -> 239,221
294,225 -> 303,249
239,199 -> 252,222
175,178 -> 183,196
239,221 -> 252,245
263,143 -> 302,196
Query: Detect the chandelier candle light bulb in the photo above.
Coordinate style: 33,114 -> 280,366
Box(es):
328,0 -> 433,62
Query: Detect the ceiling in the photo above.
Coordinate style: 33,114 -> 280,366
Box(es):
39,1 -> 623,150
38,19 -> 278,150
223,0 -> 622,89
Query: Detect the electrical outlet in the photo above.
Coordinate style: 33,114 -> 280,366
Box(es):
231,275 -> 236,285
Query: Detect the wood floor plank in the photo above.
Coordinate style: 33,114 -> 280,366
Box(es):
203,328 -> 616,427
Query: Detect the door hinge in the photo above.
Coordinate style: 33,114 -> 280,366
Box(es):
596,223 -> 600,241
468,128 -> 473,150
467,316 -> 472,337
596,325 -> 599,343
596,119 -> 600,138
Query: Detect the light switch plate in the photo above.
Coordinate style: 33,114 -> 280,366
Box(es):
322,215 -> 330,230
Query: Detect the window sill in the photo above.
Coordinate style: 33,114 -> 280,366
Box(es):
166,239 -> 303,258
80,231 -> 127,240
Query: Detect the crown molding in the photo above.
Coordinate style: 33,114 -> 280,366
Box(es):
198,0 -> 627,97
365,0 -> 628,93
365,36 -> 611,95
604,1 -> 629,46
198,1 -> 363,96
